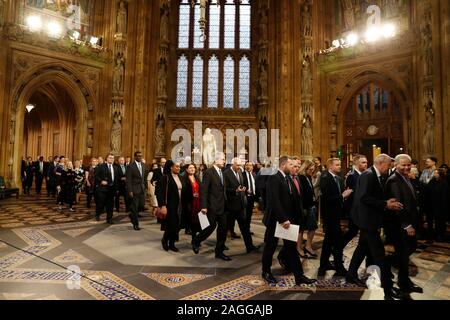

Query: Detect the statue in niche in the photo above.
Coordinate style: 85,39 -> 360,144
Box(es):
301,1 -> 312,37
155,116 -> 166,156
259,117 -> 267,129
9,112 -> 16,144
259,64 -> 268,99
423,96 -> 435,156
117,1 -> 128,35
110,112 -> 122,153
160,5 -> 169,42
301,115 -> 313,156
0,0 -> 5,27
421,14 -> 433,76
259,8 -> 268,42
384,0 -> 402,19
202,128 -> 217,166
113,54 -> 125,92
341,0 -> 356,30
158,63 -> 167,97
301,57 -> 312,94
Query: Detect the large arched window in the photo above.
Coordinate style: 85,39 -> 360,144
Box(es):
175,0 -> 252,110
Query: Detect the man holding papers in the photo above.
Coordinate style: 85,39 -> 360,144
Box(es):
261,156 -> 317,285
192,153 -> 231,261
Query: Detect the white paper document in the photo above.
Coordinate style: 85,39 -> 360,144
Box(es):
275,223 -> 300,242
198,212 -> 210,230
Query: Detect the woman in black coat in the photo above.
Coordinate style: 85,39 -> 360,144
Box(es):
156,160 -> 184,252
429,169 -> 449,242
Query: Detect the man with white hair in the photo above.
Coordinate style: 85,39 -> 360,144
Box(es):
346,154 -> 408,300
223,158 -> 259,254
192,153 -> 231,260
385,154 -> 423,297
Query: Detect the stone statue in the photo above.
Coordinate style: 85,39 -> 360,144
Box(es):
384,0 -> 402,19
341,0 -> 356,30
259,117 -> 267,129
113,55 -> 125,92
0,0 -> 5,27
301,57 -> 312,94
110,113 -> 122,153
259,9 -> 268,42
158,63 -> 167,97
421,14 -> 433,76
155,117 -> 166,156
423,96 -> 435,156
202,128 -> 217,166
302,2 -> 312,37
117,1 -> 127,34
301,116 -> 313,156
160,5 -> 169,42
9,112 -> 16,144
259,64 -> 268,98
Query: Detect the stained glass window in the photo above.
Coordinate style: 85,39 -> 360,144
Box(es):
374,86 -> 380,111
176,0 -> 251,110
240,0 -> 251,49
382,91 -> 389,111
239,56 -> 250,109
209,0 -> 220,49
178,0 -> 190,48
208,55 -> 219,108
176,55 -> 188,108
192,55 -> 204,108
357,94 -> 363,113
224,1 -> 236,49
223,56 -> 235,109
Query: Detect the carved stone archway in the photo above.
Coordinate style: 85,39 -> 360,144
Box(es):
8,64 -> 96,188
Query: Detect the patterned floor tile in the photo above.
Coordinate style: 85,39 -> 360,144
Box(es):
62,228 -> 94,238
143,273 -> 213,288
53,249 -> 92,264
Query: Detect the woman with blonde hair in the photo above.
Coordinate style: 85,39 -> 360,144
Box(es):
298,159 -> 319,258
57,160 -> 77,212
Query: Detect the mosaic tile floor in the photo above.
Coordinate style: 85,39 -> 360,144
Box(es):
0,194 -> 449,300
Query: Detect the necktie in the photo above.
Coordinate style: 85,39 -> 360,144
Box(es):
138,163 -> 142,177
218,169 -> 223,185
40,162 -> 43,174
235,171 -> 240,184
334,175 -> 341,194
121,165 -> 125,174
292,175 -> 300,195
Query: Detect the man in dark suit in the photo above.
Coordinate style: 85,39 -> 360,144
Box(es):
342,155 -> 368,248
243,161 -> 257,235
34,156 -> 47,195
95,154 -> 119,224
192,153 -> 230,261
347,154 -> 407,299
318,158 -> 353,277
224,158 -> 258,254
45,156 -> 56,196
151,157 -> 167,185
261,156 -> 316,286
115,156 -> 129,212
126,151 -> 148,230
385,154 -> 423,296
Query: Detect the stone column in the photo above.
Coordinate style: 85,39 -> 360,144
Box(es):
300,0 -> 314,160
110,0 -> 128,156
154,0 -> 170,158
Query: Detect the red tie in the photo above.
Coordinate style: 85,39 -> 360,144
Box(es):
292,175 -> 300,195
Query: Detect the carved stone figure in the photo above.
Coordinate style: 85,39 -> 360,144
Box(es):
384,0 -> 402,19
301,2 -> 312,37
259,64 -> 268,98
155,117 -> 166,156
423,96 -> 435,156
0,0 -> 5,27
259,9 -> 268,43
160,5 -> 169,42
421,13 -> 433,76
301,116 -> 313,156
202,128 -> 217,166
158,63 -> 167,97
117,1 -> 128,35
110,113 -> 122,153
341,0 -> 356,30
113,55 -> 125,92
301,57 -> 312,94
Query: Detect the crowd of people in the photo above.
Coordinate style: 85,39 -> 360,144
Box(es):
19,151 -> 449,299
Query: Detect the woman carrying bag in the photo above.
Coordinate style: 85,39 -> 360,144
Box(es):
156,160 -> 185,252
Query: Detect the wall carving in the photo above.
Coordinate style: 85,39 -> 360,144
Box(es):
257,0 -> 269,125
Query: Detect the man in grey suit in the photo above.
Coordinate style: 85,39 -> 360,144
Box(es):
192,152 -> 230,261
126,151 -> 148,231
